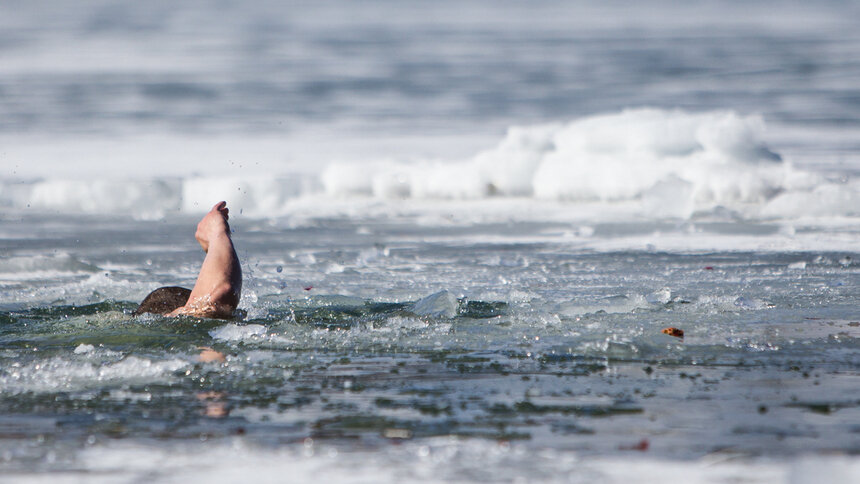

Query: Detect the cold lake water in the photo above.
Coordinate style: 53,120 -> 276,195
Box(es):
1,0 -> 859,482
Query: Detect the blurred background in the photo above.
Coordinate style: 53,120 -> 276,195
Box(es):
2,0 -> 859,181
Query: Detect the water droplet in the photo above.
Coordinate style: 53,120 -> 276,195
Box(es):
276,266 -> 283,273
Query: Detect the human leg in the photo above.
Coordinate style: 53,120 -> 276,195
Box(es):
170,201 -> 242,318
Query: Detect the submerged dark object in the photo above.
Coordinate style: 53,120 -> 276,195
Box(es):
133,286 -> 192,316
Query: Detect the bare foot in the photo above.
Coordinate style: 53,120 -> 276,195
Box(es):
195,201 -> 231,253
169,201 -> 242,319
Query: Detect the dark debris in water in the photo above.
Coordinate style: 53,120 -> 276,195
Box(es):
785,401 -> 860,415
488,401 -> 643,417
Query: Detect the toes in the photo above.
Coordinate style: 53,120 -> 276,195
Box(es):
212,201 -> 229,220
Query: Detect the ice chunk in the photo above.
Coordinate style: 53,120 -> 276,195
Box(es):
558,294 -> 649,317
646,288 -> 672,305
209,324 -> 267,342
733,296 -> 770,309
530,109 -> 786,209
409,290 -> 459,318
472,123 -> 559,195
322,162 -> 375,196
10,108 -> 851,225
642,176 -> 694,219
409,162 -> 489,199
27,178 -> 180,218
73,344 -> 95,354
694,111 -> 781,163
761,180 -> 860,219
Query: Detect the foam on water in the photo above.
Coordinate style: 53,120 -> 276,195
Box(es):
0,353 -> 188,395
209,323 -> 268,342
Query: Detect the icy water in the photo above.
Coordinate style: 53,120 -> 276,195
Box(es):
1,210 -> 858,482
2,0 -> 860,482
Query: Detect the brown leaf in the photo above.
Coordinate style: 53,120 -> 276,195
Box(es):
661,327 -> 684,338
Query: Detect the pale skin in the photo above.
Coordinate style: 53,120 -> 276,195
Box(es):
170,201 -> 242,319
